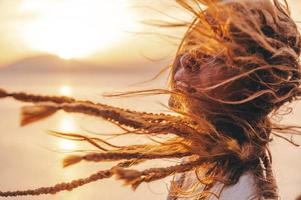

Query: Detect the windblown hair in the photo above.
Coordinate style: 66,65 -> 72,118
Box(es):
0,0 -> 300,199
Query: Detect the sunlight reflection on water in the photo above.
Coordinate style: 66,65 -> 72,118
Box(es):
56,115 -> 78,151
57,85 -> 78,150
58,138 -> 77,151
58,115 -> 76,132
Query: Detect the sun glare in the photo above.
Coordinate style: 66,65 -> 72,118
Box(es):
20,0 -> 137,59
59,85 -> 72,96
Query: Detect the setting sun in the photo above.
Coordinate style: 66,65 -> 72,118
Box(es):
19,0 -> 137,59
59,85 -> 72,96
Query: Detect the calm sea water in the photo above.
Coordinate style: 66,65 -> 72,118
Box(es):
0,72 -> 300,200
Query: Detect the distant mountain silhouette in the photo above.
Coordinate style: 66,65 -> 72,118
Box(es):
0,54 -> 167,74
0,54 -> 102,73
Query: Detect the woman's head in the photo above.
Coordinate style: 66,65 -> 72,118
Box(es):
169,0 -> 301,141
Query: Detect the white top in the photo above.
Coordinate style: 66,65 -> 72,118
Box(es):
167,170 -> 259,200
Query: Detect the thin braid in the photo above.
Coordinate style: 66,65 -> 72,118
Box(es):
1,89 -> 205,139
0,88 -> 8,98
40,102 -> 198,138
261,152 -> 278,199
3,89 -> 76,104
253,153 -> 278,200
0,169 -> 112,197
0,88 -> 169,119
84,152 -> 192,161
252,159 -> 267,200
63,151 -> 193,167
0,158 -> 206,197
113,158 -> 207,190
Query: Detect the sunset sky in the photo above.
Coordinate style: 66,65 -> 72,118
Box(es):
0,0 -> 300,69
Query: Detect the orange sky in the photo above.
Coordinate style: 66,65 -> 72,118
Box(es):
0,0 -> 300,69
0,0 -> 189,68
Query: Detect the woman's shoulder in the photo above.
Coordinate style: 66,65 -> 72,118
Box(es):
167,170 -> 259,200
217,171 -> 258,200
